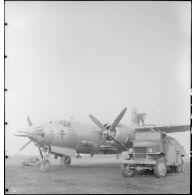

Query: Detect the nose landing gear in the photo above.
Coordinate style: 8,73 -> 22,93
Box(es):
39,147 -> 51,172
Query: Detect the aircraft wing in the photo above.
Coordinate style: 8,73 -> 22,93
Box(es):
134,125 -> 190,133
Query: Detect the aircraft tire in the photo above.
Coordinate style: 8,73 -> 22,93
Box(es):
40,159 -> 50,172
65,156 -> 71,165
154,156 -> 167,178
121,164 -> 135,177
60,156 -> 71,166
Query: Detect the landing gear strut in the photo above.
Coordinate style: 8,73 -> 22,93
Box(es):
39,147 -> 51,172
60,156 -> 71,166
76,153 -> 81,158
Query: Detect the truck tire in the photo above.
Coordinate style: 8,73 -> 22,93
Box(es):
40,159 -> 50,172
175,156 -> 183,173
181,158 -> 184,172
154,156 -> 167,178
169,166 -> 176,173
121,164 -> 135,177
175,165 -> 181,173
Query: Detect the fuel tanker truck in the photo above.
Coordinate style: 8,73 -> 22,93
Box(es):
120,128 -> 187,178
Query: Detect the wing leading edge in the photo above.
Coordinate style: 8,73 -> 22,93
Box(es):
134,125 -> 190,133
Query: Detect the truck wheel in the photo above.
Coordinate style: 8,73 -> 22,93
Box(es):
169,166 -> 176,173
154,157 -> 167,178
40,159 -> 50,172
175,164 -> 181,173
121,164 -> 135,177
175,157 -> 183,173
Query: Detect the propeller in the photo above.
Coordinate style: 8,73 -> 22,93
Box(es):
89,107 -> 128,156
89,114 -> 110,157
15,116 -> 44,159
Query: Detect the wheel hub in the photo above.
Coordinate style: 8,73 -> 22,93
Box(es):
126,165 -> 134,174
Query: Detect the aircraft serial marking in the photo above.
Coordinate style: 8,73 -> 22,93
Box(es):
59,129 -> 66,140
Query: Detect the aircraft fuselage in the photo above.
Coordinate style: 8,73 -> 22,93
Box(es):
29,120 -> 135,154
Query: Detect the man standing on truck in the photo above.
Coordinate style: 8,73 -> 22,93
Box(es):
131,107 -> 147,126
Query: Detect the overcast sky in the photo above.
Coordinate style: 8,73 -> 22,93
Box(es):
5,1 -> 191,155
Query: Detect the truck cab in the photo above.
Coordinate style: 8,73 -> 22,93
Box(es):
121,128 -> 184,178
133,129 -> 164,158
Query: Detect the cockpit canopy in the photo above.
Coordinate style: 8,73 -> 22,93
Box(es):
56,120 -> 71,127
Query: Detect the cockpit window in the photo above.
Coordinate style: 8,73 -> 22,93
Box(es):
59,120 -> 71,127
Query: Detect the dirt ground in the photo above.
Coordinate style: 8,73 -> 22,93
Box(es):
5,155 -> 191,194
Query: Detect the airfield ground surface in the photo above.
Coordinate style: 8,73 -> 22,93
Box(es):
5,155 -> 191,194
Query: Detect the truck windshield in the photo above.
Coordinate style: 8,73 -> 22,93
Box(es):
136,131 -> 161,140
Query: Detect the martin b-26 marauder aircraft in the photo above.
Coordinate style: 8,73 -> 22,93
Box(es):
15,107 -> 190,171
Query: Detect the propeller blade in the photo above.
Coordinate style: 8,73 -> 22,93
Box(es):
38,147 -> 43,159
113,139 -> 128,151
89,114 -> 106,132
90,138 -> 106,157
91,147 -> 99,157
19,140 -> 32,151
109,135 -> 128,151
27,116 -> 33,127
29,132 -> 43,135
14,134 -> 28,137
110,107 -> 127,130
31,129 -> 44,133
91,143 -> 103,157
18,131 -> 28,133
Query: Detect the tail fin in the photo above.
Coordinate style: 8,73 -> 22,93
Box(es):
27,116 -> 33,127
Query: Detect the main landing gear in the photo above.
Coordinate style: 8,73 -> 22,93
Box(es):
40,155 -> 71,172
40,155 -> 72,172
39,147 -> 72,171
60,156 -> 71,166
